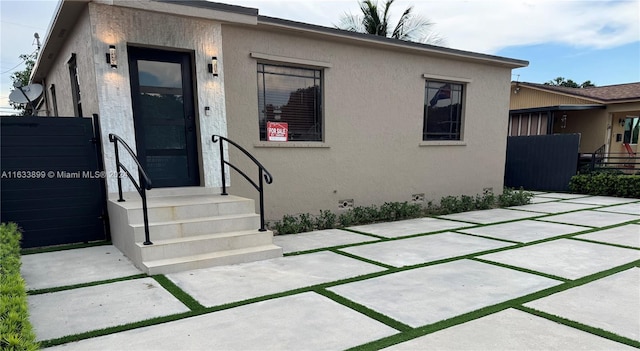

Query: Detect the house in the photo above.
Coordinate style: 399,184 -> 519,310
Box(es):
509,81 -> 640,155
30,0 -> 527,273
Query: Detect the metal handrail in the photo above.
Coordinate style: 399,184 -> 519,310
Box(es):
108,133 -> 153,245
212,135 -> 273,231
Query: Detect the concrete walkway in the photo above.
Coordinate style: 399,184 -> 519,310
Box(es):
22,194 -> 640,350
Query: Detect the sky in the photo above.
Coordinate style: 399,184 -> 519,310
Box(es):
1,0 -> 639,114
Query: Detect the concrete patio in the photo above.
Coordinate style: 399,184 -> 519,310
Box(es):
22,194 -> 639,350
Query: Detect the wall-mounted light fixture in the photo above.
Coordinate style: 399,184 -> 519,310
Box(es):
561,113 -> 567,129
619,118 -> 626,127
513,82 -> 520,94
106,45 -> 117,69
208,56 -> 218,77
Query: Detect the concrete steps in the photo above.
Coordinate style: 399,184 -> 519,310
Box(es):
107,189 -> 282,274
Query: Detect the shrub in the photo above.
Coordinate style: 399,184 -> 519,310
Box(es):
569,173 -> 640,198
0,222 -> 40,351
497,187 -> 534,207
269,188 -> 533,235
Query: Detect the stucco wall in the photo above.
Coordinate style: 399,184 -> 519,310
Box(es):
608,103 -> 640,154
221,24 -> 514,220
90,3 -> 227,193
551,109 -> 608,153
41,6 -> 98,118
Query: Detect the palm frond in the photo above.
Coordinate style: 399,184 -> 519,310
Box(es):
391,6 -> 413,39
336,11 -> 364,32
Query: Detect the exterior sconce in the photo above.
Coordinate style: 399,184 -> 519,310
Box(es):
106,45 -> 117,69
619,118 -> 626,127
208,56 -> 218,77
561,114 -> 567,129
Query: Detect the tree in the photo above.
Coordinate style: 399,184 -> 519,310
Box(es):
544,77 -> 595,88
336,0 -> 444,45
9,51 -> 38,115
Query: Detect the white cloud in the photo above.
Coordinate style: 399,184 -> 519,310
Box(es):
225,0 -> 640,53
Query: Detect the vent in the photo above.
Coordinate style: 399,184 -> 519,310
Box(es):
338,199 -> 354,209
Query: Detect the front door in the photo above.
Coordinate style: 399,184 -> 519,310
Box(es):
128,47 -> 200,188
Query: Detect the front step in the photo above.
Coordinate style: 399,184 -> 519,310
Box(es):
144,244 -> 283,275
107,189 -> 283,275
138,229 -> 275,261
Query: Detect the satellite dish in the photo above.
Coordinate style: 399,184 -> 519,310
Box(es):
9,83 -> 43,104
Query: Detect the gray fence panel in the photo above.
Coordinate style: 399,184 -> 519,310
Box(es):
504,134 -> 580,191
1,116 -> 107,248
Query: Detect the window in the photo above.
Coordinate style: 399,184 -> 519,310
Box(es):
623,116 -> 639,144
423,80 -> 464,140
257,63 -> 322,141
68,54 -> 82,117
49,84 -> 58,117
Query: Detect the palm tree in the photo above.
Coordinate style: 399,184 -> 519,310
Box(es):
336,0 -> 444,45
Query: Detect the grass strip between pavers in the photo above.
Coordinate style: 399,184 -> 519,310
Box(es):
21,241 -> 112,255
27,274 -> 147,295
470,258 -> 571,282
151,275 -> 205,311
315,289 -> 412,332
567,237 -> 640,251
515,305 -> 640,349
346,262 -> 640,350
32,199 -> 640,349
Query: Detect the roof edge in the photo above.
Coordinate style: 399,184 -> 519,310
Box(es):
258,15 -> 529,69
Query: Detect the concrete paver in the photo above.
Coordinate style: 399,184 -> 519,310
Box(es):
273,229 -> 378,253
339,232 -> 513,267
478,239 -> 640,279
458,220 -> 589,243
45,292 -> 397,351
509,201 -> 598,214
327,259 -> 561,328
535,193 -> 591,199
594,202 -> 640,216
540,210 -> 639,227
348,217 -> 470,238
525,268 -> 640,341
529,196 -> 560,204
564,196 -> 639,206
383,308 -> 637,350
575,224 -> 640,248
22,194 -> 640,350
167,251 -> 386,307
29,278 -> 189,341
439,208 -> 541,224
21,245 -> 142,290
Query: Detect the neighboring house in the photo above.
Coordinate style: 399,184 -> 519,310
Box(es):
29,0 -> 526,272
509,81 -> 640,155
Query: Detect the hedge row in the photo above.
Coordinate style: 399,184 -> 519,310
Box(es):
1,223 -> 39,351
569,173 -> 640,198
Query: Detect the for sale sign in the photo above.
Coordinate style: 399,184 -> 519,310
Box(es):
267,122 -> 288,142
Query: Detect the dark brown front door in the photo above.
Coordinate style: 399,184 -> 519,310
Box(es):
128,47 -> 199,187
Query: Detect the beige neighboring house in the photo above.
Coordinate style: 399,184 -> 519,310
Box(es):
29,0 -> 526,272
509,81 -> 640,156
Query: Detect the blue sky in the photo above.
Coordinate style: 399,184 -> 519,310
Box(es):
498,42 -> 639,86
1,0 -> 639,113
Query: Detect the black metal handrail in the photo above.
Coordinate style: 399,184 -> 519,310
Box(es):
212,135 -> 273,231
109,133 -> 153,245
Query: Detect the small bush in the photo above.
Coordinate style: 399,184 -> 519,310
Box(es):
269,188 -> 534,235
0,222 -> 40,351
569,173 -> 640,198
497,187 -> 535,207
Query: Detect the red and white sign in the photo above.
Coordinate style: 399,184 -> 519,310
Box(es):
267,122 -> 288,142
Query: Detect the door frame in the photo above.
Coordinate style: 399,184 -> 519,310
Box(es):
127,45 -> 202,188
